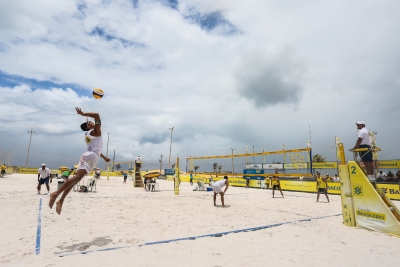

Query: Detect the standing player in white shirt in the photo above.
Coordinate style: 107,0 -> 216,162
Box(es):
37,163 -> 52,195
49,107 -> 110,215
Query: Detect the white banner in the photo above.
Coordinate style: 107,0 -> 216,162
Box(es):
245,163 -> 263,169
263,163 -> 283,169
284,163 -> 308,169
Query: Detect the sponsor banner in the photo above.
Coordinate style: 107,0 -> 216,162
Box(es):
226,178 -> 247,187
284,163 -> 308,169
312,162 -> 337,169
279,180 -> 317,193
165,169 -> 175,175
20,168 -> 40,174
348,161 -> 400,236
245,163 -> 263,169
243,176 -> 264,180
272,180 -> 341,194
209,177 -> 248,187
376,184 -> 400,200
243,169 -> 264,174
377,160 -> 400,169
263,164 -> 283,169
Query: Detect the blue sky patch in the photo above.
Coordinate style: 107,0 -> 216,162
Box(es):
162,0 -> 178,10
132,0 -> 178,10
0,70 -> 91,97
89,26 -> 145,48
0,43 -> 7,52
185,9 -> 240,35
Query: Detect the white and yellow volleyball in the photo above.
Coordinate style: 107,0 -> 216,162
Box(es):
93,88 -> 104,99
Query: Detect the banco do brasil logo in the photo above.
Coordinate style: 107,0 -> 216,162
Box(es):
353,185 -> 363,196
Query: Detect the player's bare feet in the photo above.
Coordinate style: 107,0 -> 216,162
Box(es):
56,200 -> 63,215
49,193 -> 57,209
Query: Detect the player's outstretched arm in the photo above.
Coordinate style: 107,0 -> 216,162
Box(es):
100,153 -> 110,162
75,107 -> 100,121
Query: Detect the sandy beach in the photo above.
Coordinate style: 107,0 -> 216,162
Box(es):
0,173 -> 399,267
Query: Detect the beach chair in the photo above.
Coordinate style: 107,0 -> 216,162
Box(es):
86,178 -> 98,193
197,180 -> 206,191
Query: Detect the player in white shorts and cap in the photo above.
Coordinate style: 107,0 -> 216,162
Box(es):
49,107 -> 110,215
212,176 -> 229,207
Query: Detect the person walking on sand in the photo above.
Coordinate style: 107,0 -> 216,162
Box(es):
49,107 -> 110,215
121,171 -> 128,183
1,164 -> 6,178
316,172 -> 329,202
37,164 -> 52,195
271,176 -> 284,198
212,176 -> 229,207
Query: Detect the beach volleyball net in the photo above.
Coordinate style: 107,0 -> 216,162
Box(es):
187,148 -> 312,177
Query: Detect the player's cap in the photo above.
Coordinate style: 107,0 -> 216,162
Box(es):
41,163 -> 46,166
80,121 -> 89,131
355,121 -> 366,125
224,175 -> 228,179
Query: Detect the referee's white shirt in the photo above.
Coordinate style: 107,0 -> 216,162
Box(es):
358,128 -> 370,145
38,167 -> 51,178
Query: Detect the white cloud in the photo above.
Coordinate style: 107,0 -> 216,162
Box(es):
0,0 -> 400,169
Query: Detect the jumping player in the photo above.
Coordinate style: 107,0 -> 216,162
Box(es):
49,107 -> 110,214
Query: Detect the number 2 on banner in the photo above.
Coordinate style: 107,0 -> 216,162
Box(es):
351,166 -> 356,174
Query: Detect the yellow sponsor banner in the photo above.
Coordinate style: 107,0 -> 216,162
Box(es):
280,180 -> 316,192
222,178 -> 247,187
348,161 -> 400,236
376,184 -> 400,200
355,210 -> 386,221
312,162 -> 337,169
20,168 -> 40,174
377,160 -> 400,169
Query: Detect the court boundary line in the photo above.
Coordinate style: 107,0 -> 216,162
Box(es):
35,198 -> 42,255
58,213 -> 342,257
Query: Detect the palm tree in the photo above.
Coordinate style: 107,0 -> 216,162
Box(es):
313,154 -> 327,162
116,164 -> 121,171
213,163 -> 218,173
194,166 -> 199,173
218,165 -> 223,173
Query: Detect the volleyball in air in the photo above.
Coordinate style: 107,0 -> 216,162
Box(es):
93,88 -> 104,99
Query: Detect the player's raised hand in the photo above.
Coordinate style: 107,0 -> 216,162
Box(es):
75,107 -> 84,115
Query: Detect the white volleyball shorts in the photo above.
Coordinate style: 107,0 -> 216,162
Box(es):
212,184 -> 223,193
77,151 -> 99,174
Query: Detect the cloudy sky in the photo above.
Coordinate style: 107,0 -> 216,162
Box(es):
0,0 -> 399,169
